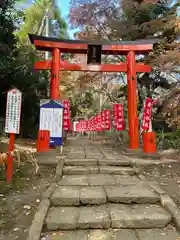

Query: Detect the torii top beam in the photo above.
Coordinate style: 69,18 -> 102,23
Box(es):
29,34 -> 157,55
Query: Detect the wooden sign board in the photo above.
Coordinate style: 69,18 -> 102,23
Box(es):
87,45 -> 102,64
5,88 -> 22,134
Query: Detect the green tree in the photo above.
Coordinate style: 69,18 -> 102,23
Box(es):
16,0 -> 68,45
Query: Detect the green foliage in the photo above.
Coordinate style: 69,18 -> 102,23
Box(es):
70,90 -> 96,120
16,0 -> 68,44
0,0 -> 68,137
156,131 -> 180,150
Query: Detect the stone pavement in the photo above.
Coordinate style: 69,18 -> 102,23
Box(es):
29,138 -> 180,240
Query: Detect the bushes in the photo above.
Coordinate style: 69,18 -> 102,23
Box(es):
156,131 -> 180,150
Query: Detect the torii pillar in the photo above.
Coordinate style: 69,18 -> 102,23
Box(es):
50,48 -> 60,100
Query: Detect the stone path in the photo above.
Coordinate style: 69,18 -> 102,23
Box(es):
29,138 -> 180,240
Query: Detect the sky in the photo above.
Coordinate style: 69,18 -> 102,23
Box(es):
57,0 -> 78,38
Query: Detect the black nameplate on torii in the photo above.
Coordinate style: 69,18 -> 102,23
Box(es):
87,44 -> 102,64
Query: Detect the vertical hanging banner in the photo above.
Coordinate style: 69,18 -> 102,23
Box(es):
62,100 -> 71,132
101,111 -> 106,130
104,109 -> 111,130
5,88 -> 22,134
141,97 -> 154,131
40,99 -> 64,146
96,113 -> 102,131
113,104 -> 125,131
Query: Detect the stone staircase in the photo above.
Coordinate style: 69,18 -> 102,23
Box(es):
40,147 -> 180,239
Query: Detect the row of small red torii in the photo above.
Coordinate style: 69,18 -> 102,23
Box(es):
75,98 -> 155,133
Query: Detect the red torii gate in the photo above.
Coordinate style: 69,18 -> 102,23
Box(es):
29,34 -> 156,150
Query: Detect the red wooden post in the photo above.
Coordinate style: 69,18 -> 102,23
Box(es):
50,48 -> 60,100
7,133 -> 15,183
127,51 -> 139,149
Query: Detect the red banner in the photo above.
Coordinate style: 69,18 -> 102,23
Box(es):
62,100 -> 71,132
141,98 -> 154,131
113,104 -> 125,131
104,109 -> 111,130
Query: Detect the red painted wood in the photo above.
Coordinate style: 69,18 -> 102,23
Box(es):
51,48 -> 60,99
102,44 -> 153,53
33,40 -> 153,54
127,51 -> 139,149
7,133 -> 15,183
34,40 -> 88,53
34,60 -> 151,73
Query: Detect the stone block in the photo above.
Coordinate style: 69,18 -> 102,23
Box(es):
80,187 -> 107,205
88,174 -> 116,186
98,159 -> 131,166
65,159 -> 98,166
45,207 -> 79,230
86,154 -> 104,159
113,229 -> 139,240
78,205 -> 110,229
42,230 -> 89,240
51,186 -> 80,206
99,166 -> 136,175
113,175 -> 144,186
59,175 -> 89,186
109,204 -> 172,228
137,228 -> 180,240
68,154 -> 85,159
88,230 -> 113,240
63,166 -> 98,175
105,185 -> 160,204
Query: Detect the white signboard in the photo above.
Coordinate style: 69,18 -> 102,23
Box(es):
5,88 -> 22,134
73,121 -> 78,131
39,107 -> 63,138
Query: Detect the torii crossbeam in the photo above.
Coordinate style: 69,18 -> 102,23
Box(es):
29,34 -> 157,150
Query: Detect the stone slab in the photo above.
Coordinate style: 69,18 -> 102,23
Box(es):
109,204 -> 172,229
137,228 -> 180,240
113,175 -> 144,186
51,186 -> 80,206
105,185 -> 160,204
113,229 -> 139,239
88,229 -> 139,240
88,174 -> 116,186
42,230 -> 88,240
99,166 -> 136,175
80,187 -> 106,205
45,207 -> 79,230
63,166 -> 98,175
59,175 -> 89,186
86,154 -> 104,159
88,230 -> 113,240
98,159 -> 131,166
78,205 -> 110,229
65,159 -> 98,166
68,154 -> 85,159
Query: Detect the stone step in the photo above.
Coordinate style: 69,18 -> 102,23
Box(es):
58,174 -> 143,186
63,166 -> 98,175
42,228 -> 180,240
45,204 -> 172,230
50,185 -> 160,206
62,166 -> 136,175
64,158 -> 132,167
98,159 -> 131,166
65,159 -> 98,166
99,166 -> 136,175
